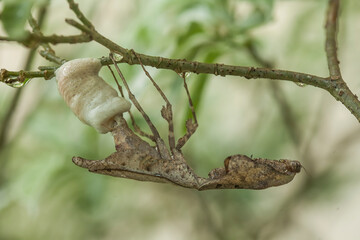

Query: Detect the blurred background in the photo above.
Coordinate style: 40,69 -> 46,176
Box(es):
1,0 -> 360,239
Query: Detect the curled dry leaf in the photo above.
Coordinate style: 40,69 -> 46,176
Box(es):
72,116 -> 301,190
199,155 -> 301,190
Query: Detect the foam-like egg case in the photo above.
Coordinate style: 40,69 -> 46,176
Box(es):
55,58 -> 131,133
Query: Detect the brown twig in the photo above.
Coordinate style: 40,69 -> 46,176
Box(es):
106,65 -> 155,141
108,53 -> 161,142
323,0 -> 360,120
35,33 -> 91,45
325,0 -> 342,80
176,73 -> 199,150
0,31 -> 91,46
28,15 -> 53,52
131,50 -> 176,153
65,19 -> 330,87
67,0 -> 94,29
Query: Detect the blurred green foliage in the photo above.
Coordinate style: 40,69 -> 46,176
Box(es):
1,0 -> 360,240
1,0 -> 33,38
0,0 -> 48,38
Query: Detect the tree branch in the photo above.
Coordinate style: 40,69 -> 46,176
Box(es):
1,0 -> 360,122
67,0 -> 94,29
66,14 -> 360,122
1,68 -> 53,83
0,32 -> 91,46
323,0 -> 360,120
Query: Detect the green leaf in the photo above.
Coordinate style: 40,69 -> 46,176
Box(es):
236,0 -> 274,33
1,0 -> 33,38
177,21 -> 205,47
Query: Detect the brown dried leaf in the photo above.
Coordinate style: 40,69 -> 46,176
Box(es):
199,155 -> 301,190
72,117 -> 301,190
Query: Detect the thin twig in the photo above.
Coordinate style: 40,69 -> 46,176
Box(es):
1,69 -> 53,82
109,53 -> 161,141
176,73 -> 198,150
28,15 -> 53,52
325,0 -> 342,80
67,0 -> 94,29
323,0 -> 360,121
107,65 -> 155,141
39,50 -> 67,65
181,73 -> 198,124
132,50 -> 176,152
36,33 -> 92,44
0,32 -> 91,46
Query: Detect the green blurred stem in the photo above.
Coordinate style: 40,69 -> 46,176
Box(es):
0,32 -> 91,45
0,50 -> 65,84
39,50 -> 67,65
0,3 -> 49,154
246,41 -> 301,147
1,69 -> 53,81
28,15 -> 53,52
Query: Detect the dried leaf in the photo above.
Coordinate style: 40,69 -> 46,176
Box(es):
73,117 -> 301,190
199,155 -> 301,190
